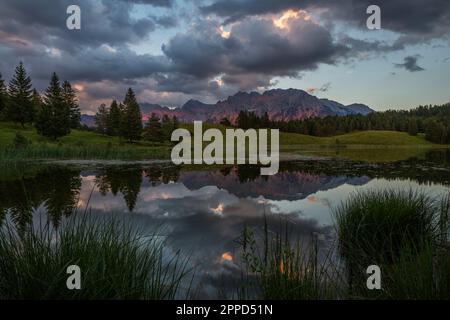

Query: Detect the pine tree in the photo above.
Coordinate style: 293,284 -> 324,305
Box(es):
120,88 -> 142,143
35,73 -> 71,139
106,100 -> 121,136
425,120 -> 447,144
172,115 -> 179,128
143,113 -> 163,142
31,89 -> 43,115
262,112 -> 270,128
161,114 -> 174,141
220,117 -> 231,126
407,118 -> 418,136
7,62 -> 34,126
0,72 -> 8,118
95,103 -> 109,134
62,81 -> 81,128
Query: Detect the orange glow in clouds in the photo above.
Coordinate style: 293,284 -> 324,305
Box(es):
218,26 -> 230,39
73,83 -> 84,92
273,9 -> 311,29
221,252 -> 233,262
211,203 -> 225,215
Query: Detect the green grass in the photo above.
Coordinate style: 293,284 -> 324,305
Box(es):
0,122 -> 117,146
180,123 -> 433,146
0,144 -> 171,161
0,122 -> 172,161
334,190 -> 439,262
0,122 -> 441,162
0,215 -> 192,299
334,190 -> 450,299
280,130 -> 433,146
238,191 -> 450,300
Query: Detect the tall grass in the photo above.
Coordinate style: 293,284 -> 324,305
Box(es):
238,220 -> 341,300
334,190 -> 450,299
238,191 -> 450,300
0,215 -> 192,299
0,144 -> 171,161
335,190 -> 438,264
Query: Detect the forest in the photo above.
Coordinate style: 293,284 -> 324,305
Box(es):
233,104 -> 450,144
1,62 -> 449,145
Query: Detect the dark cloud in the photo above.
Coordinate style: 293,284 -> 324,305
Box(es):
203,0 -> 450,44
201,0 -> 313,23
160,15 -> 346,95
0,0 -> 448,110
395,55 -> 425,72
122,0 -> 173,6
0,0 -> 173,51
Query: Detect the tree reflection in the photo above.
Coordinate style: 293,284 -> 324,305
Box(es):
95,167 -> 143,212
0,166 -> 81,230
144,166 -> 180,185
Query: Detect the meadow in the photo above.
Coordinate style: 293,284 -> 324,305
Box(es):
0,121 -> 440,162
0,122 -> 172,161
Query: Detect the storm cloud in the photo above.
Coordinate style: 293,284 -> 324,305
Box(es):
0,0 -> 448,112
202,0 -> 450,40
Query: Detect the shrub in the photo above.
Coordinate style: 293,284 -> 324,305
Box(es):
12,132 -> 30,149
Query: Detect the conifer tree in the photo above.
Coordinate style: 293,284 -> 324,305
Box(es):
35,73 -> 71,139
407,118 -> 418,136
220,117 -> 231,126
106,100 -> 121,136
143,113 -> 163,142
7,62 -> 34,126
161,114 -> 175,141
95,103 -> 109,134
31,89 -> 43,115
120,88 -> 142,143
62,81 -> 81,128
0,72 -> 7,118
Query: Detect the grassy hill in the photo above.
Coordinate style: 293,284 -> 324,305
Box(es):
0,122 -> 437,162
179,123 -> 433,146
0,122 -> 171,160
280,130 -> 433,146
0,122 -> 119,146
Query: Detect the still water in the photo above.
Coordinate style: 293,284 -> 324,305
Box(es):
1,149 -> 450,297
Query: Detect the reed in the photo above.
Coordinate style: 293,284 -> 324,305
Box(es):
0,215 -> 192,299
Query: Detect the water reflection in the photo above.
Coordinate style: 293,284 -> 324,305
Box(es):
0,167 -> 81,231
1,150 -> 450,297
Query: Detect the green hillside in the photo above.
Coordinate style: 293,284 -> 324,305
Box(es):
0,122 -> 120,146
280,130 -> 433,146
179,123 -> 433,146
0,122 -> 438,162
0,122 -> 171,160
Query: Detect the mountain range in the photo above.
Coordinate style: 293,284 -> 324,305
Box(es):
82,89 -> 373,127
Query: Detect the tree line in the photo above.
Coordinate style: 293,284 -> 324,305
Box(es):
94,98 -> 179,143
233,104 -> 450,144
0,62 -> 81,139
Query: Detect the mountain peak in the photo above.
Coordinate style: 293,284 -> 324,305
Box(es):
82,89 -> 374,127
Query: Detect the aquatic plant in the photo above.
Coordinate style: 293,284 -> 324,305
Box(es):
238,220 -> 341,300
0,215 -> 192,299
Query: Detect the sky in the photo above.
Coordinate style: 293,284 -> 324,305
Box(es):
0,0 -> 449,114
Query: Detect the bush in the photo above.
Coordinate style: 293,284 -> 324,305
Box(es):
12,132 -> 30,149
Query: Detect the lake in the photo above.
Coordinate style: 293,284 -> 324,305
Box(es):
1,148 -> 450,298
